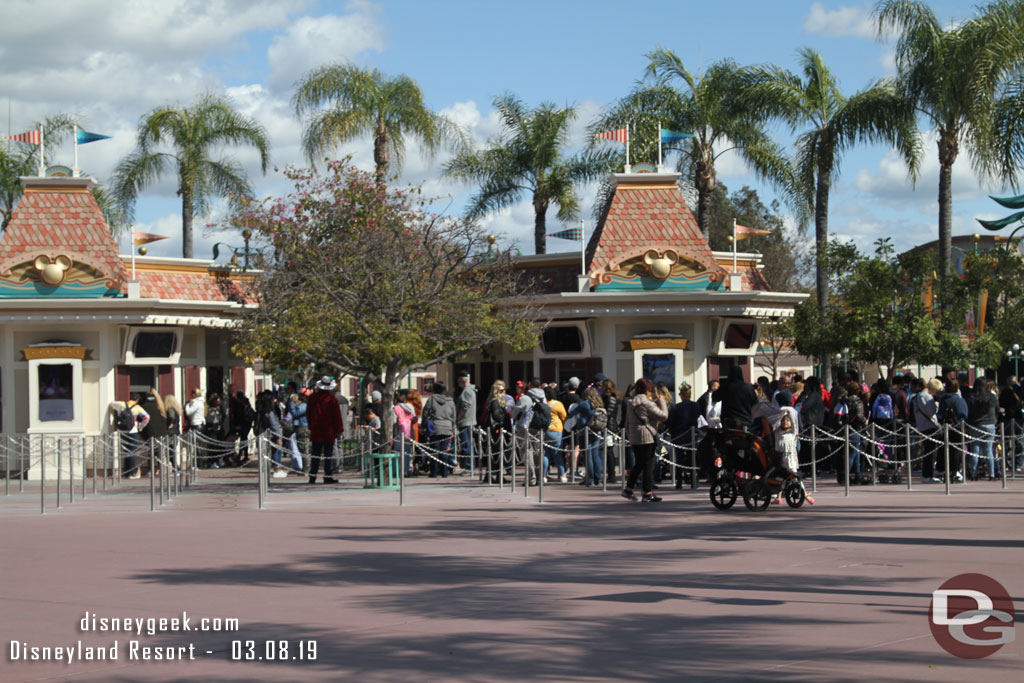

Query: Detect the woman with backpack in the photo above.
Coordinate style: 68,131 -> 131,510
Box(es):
621,377 -> 669,503
843,381 -> 869,485
966,377 -> 998,480
393,390 -> 417,476
255,390 -> 285,478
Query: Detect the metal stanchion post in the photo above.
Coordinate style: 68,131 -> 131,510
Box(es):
69,438 -> 75,504
510,432 -> 517,493
690,428 -> 698,490
102,436 -> 108,491
618,428 -> 626,490
5,434 -> 10,496
157,440 -> 164,506
257,437 -> 265,510
524,432 -> 531,498
399,433 -> 405,507
843,424 -> 850,497
1000,424 -> 1007,489
148,439 -> 155,510
569,431 -> 576,484
57,438 -> 63,509
116,433 -> 122,485
499,431 -> 505,489
538,433 -> 545,504
1012,420 -> 1018,481
959,420 -> 967,485
40,437 -> 46,514
81,436 -> 87,500
810,424 -> 817,493
905,422 -> 912,491
485,430 -> 492,484
602,428 -> 609,492
869,423 -> 877,486
943,423 -> 951,496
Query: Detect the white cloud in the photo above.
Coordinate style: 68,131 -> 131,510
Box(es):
267,2 -> 386,91
803,2 -> 876,39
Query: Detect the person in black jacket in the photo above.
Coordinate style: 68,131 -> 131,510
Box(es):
229,390 -> 254,467
600,379 -> 621,482
140,388 -> 168,476
713,366 -> 757,430
966,377 -> 998,480
797,377 -> 825,473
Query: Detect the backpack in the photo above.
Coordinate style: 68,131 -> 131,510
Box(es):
116,405 -> 136,431
872,393 -> 894,421
940,400 -> 959,425
590,407 -> 609,431
529,399 -> 552,431
394,405 -> 414,437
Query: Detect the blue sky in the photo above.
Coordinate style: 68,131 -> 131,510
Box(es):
1,0 -> 1010,263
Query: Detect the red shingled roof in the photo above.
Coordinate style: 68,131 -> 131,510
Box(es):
134,268 -> 254,304
586,177 -> 724,277
0,179 -> 128,286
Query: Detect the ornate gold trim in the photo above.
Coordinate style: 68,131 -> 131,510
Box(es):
23,346 -> 87,360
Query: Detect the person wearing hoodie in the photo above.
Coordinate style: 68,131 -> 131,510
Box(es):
393,389 -> 417,476
621,377 -> 670,503
456,370 -> 477,471
522,379 -> 548,485
423,381 -> 457,477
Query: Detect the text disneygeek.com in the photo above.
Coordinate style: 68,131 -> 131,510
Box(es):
6,611 -> 317,664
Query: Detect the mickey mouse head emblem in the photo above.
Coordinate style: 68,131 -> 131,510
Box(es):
33,255 -> 72,286
642,249 -> 678,280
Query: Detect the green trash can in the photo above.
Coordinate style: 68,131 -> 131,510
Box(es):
364,452 -> 400,489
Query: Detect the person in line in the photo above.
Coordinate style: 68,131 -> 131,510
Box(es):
713,366 -> 757,431
287,390 -> 308,473
621,377 -> 669,503
393,389 -> 417,476
255,390 -> 285,478
423,381 -> 457,477
966,376 -> 998,480
140,388 -> 168,477
184,388 -> 206,468
937,379 -> 968,482
911,378 -> 941,483
307,377 -> 343,484
480,380 -> 512,480
600,379 -> 620,483
109,394 -> 150,479
455,370 -> 477,471
697,379 -> 720,419
666,383 -> 700,489
542,385 -> 567,482
164,394 -> 183,470
228,389 -> 254,467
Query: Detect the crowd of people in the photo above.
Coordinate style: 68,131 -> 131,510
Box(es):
106,366 -> 1024,494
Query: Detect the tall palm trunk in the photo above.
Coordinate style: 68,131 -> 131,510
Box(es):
695,146 -> 715,242
374,120 -> 389,184
533,194 -> 548,254
815,162 -> 832,388
936,131 -> 957,309
181,181 -> 194,260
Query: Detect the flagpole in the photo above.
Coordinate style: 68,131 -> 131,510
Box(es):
73,124 -> 79,177
580,219 -> 585,277
38,125 -> 44,176
732,217 -> 737,274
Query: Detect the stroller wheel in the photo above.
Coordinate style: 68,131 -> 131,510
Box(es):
743,480 -> 771,512
710,478 -> 738,510
784,481 -> 806,508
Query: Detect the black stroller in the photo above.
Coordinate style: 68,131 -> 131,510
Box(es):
706,418 -> 807,511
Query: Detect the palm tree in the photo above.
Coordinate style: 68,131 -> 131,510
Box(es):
739,47 -> 920,386
292,63 -> 463,183
112,94 -> 270,259
876,0 -> 1024,279
594,48 -> 804,242
443,93 -> 613,254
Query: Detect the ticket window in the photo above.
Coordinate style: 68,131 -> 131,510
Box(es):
632,349 -> 683,391
28,357 -> 83,433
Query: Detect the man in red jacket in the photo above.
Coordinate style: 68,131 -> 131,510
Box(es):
307,376 -> 344,484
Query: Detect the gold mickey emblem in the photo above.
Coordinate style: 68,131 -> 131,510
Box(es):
33,255 -> 72,286
642,249 -> 678,280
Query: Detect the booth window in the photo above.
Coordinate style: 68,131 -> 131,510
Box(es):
133,331 -> 177,359
541,326 -> 584,354
38,363 -> 74,422
723,323 -> 755,349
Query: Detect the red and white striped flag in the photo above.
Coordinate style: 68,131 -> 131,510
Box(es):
3,129 -> 41,145
593,128 -> 628,144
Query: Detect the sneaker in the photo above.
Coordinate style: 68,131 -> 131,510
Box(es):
620,490 -> 638,502
929,477 -> 943,483
953,472 -> 964,482
308,476 -> 317,484
641,493 -> 662,503
323,477 -> 338,484
675,482 -> 683,490
806,496 -> 815,505
559,474 -> 568,483
771,497 -> 781,505
210,463 -> 220,469
272,470 -> 287,478
128,471 -> 141,480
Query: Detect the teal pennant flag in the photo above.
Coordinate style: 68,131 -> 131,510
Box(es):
660,128 -> 694,143
548,226 -> 582,241
76,129 -> 111,144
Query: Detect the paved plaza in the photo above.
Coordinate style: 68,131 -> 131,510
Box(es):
1,474 -> 1021,682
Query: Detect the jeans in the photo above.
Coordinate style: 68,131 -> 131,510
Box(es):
847,430 -> 863,479
543,430 -> 565,476
430,435 -> 454,477
309,441 -> 334,479
458,425 -> 475,470
586,430 -> 604,483
121,432 -> 139,476
966,423 -> 996,478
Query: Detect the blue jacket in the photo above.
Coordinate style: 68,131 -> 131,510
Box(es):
290,401 -> 308,427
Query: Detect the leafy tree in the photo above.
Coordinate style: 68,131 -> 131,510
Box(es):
739,47 -> 920,387
755,317 -> 797,380
707,182 -> 810,292
112,93 -> 270,259
592,48 -> 805,242
230,161 -> 537,438
444,93 -> 612,255
876,0 -> 1024,280
1,114 -> 75,230
292,63 -> 463,183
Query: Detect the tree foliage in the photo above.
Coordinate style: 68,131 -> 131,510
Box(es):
230,161 -> 538,437
292,63 -> 465,183
112,93 -> 270,258
444,93 -> 613,255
